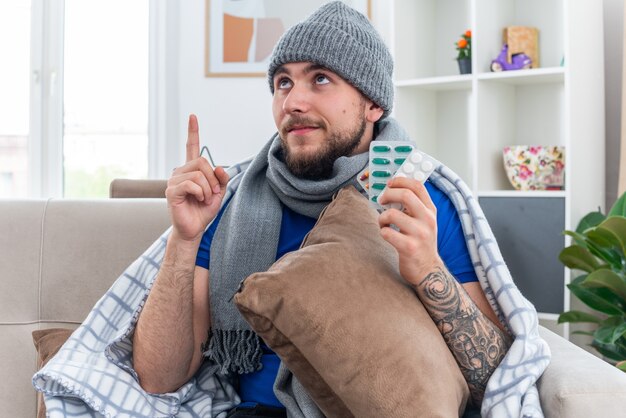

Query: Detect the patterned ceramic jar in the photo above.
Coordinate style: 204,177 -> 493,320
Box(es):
502,145 -> 565,190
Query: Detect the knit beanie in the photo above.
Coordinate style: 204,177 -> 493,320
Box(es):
267,1 -> 394,118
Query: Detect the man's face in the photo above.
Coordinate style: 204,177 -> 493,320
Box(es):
272,62 -> 381,180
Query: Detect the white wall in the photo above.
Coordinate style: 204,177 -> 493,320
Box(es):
170,1 -> 277,169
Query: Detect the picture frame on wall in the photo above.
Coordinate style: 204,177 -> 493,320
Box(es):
205,0 -> 371,77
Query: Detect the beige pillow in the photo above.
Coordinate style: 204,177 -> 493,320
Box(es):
32,328 -> 74,418
234,186 -> 469,418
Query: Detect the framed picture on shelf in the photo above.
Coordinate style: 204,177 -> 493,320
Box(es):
205,0 -> 371,77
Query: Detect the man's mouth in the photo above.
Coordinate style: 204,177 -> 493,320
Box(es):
287,125 -> 318,135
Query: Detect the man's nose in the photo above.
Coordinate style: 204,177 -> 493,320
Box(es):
282,83 -> 311,114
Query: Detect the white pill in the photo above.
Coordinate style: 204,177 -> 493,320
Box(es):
421,160 -> 433,172
413,171 -> 426,182
409,152 -> 423,164
395,172 -> 408,178
402,162 -> 415,173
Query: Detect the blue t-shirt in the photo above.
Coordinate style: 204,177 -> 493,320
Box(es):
195,181 -> 478,408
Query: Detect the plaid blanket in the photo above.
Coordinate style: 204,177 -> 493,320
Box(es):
33,158 -> 550,418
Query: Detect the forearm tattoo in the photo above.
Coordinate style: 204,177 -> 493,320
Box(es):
413,267 -> 512,406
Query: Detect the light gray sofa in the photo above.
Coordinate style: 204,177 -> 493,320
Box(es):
1,195 -> 626,417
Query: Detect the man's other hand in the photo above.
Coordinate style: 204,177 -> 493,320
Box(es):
377,177 -> 443,285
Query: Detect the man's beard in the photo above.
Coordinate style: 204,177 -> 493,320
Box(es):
280,115 -> 367,180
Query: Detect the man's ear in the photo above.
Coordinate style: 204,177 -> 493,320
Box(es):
365,102 -> 384,123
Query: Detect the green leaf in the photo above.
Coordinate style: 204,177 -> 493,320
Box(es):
617,360 -> 626,372
608,192 -> 626,217
557,310 -> 603,324
587,227 -> 621,249
559,245 -> 601,273
576,211 -> 606,233
568,276 -> 625,315
596,216 -> 626,257
585,240 -> 623,271
594,317 -> 626,344
582,269 -> 626,302
591,339 -> 626,361
564,230 -> 589,248
611,323 -> 626,343
594,325 -> 614,344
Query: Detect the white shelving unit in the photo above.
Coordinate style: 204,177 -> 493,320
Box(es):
384,0 -> 605,338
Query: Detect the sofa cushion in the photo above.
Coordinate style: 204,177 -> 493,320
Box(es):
40,199 -> 170,323
538,327 -> 626,417
234,186 -> 469,418
32,328 -> 73,418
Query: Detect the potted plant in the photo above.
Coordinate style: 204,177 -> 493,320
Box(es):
455,30 -> 472,74
558,191 -> 626,372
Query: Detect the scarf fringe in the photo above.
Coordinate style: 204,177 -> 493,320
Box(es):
204,329 -> 263,374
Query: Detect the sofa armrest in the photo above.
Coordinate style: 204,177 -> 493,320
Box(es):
538,326 -> 626,418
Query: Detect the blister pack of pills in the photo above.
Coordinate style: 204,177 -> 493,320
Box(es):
358,141 -> 437,211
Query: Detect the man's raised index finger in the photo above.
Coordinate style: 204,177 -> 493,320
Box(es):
186,114 -> 200,163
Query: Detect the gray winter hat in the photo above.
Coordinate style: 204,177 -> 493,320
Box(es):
267,1 -> 394,118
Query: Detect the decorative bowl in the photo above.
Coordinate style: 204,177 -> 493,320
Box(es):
502,145 -> 565,190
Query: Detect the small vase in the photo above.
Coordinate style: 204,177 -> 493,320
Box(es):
457,58 -> 472,75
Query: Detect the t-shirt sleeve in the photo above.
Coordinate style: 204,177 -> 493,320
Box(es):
195,224 -> 216,270
426,182 -> 478,284
195,199 -> 230,270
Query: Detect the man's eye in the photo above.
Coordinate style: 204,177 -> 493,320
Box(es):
315,74 -> 330,85
277,78 -> 292,89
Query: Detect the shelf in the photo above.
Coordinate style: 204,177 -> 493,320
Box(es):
478,190 -> 566,198
475,0 -> 565,71
477,67 -> 565,85
395,75 -> 472,91
394,68 -> 565,89
476,79 -> 565,190
389,0 -> 604,329
394,87 -> 471,181
393,0 -> 471,80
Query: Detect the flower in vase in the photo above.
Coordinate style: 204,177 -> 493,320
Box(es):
456,30 -> 471,60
